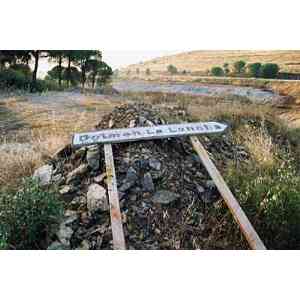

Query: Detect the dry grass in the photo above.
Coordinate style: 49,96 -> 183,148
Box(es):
121,50 -> 300,74
0,142 -> 42,188
0,93 -> 124,188
237,125 -> 277,168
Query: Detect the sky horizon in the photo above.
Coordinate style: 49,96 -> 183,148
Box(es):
102,50 -> 183,69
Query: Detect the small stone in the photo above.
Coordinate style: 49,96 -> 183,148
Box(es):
149,158 -> 161,171
73,147 -> 86,160
118,192 -> 126,200
47,241 -> 70,250
66,164 -> 88,184
94,173 -> 106,183
59,185 -> 72,195
142,172 -> 155,192
138,116 -> 147,125
33,165 -> 53,186
196,185 -> 205,194
57,223 -> 73,246
129,119 -> 136,128
70,196 -> 86,209
206,180 -> 216,189
64,210 -> 78,217
86,146 -> 100,170
87,184 -> 109,212
119,167 -> 138,192
52,173 -> 63,184
145,120 -> 154,126
149,190 -> 180,204
77,240 -> 90,250
201,180 -> 220,203
133,159 -> 149,171
191,154 -> 201,164
108,119 -> 114,128
129,194 -> 137,201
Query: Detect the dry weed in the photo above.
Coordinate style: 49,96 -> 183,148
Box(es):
236,124 -> 277,168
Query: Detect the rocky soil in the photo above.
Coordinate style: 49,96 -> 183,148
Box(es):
34,103 -> 250,250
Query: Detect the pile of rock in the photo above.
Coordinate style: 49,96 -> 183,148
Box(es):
34,103 -> 249,250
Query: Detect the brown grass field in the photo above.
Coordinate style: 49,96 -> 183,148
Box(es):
121,50 -> 300,74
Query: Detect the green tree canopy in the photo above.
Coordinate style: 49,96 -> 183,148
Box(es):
63,66 -> 81,86
248,62 -> 262,78
167,64 -> 178,74
233,60 -> 246,74
72,50 -> 102,88
48,51 -> 66,87
211,66 -> 224,77
260,63 -> 279,79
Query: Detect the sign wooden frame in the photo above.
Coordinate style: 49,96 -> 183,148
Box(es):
73,121 -> 266,250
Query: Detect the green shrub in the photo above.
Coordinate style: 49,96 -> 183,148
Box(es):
248,62 -> 262,78
0,236 -> 8,250
211,66 -> 224,77
233,60 -> 246,74
0,178 -> 63,249
167,64 -> 178,74
260,63 -> 279,79
224,157 -> 300,249
10,64 -> 32,77
0,69 -> 31,90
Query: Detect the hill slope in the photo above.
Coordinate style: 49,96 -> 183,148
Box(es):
121,50 -> 300,75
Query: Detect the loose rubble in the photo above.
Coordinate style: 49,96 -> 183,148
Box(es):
42,103 -> 249,250
33,164 -> 53,186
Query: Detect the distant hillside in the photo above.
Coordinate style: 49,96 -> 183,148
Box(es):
121,50 -> 300,75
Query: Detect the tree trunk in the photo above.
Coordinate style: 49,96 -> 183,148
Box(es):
92,74 -> 96,88
58,55 -> 62,87
81,61 -> 86,89
67,56 -> 71,87
30,51 -> 39,92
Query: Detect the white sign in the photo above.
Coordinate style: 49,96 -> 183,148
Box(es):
72,122 -> 227,146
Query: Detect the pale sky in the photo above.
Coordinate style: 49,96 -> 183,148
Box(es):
37,50 -> 183,77
102,50 -> 183,70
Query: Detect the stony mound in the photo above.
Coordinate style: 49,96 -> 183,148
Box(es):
35,103 -> 249,250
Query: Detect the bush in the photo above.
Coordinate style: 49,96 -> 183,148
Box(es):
0,178 -> 63,249
211,66 -> 224,77
248,62 -> 262,78
10,64 -> 32,77
223,63 -> 230,75
62,66 -> 81,87
224,156 -> 300,249
260,63 -> 279,79
0,69 -> 31,90
167,64 -> 178,74
33,79 -> 63,92
233,60 -> 246,74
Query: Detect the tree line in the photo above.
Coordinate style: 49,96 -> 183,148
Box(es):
0,50 -> 113,92
160,61 -> 280,79
211,60 -> 280,79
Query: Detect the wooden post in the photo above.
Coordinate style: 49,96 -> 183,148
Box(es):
190,136 -> 266,250
104,143 -> 126,250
